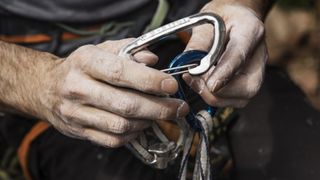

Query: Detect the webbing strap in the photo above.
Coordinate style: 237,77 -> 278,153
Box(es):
178,111 -> 212,180
143,0 -> 170,33
194,113 -> 211,180
18,121 -> 50,180
178,131 -> 194,180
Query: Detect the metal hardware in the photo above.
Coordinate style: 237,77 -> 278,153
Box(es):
119,13 -> 225,172
119,12 -> 226,75
161,63 -> 198,76
147,142 -> 178,169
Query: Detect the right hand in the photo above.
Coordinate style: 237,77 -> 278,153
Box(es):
39,39 -> 189,148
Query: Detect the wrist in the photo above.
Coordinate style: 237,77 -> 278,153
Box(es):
30,55 -> 62,120
205,0 -> 275,20
0,41 -> 60,119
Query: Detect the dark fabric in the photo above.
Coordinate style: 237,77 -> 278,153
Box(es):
0,0 -> 209,57
229,66 -> 320,180
0,114 -> 37,149
0,0 -> 208,23
0,2 -> 158,56
27,127 -> 178,180
0,0 -> 152,23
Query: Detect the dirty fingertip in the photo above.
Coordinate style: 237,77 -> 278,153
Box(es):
161,78 -> 179,95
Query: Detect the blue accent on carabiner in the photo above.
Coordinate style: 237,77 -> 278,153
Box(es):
168,50 -> 216,131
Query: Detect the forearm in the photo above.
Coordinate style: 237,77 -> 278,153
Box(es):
0,41 -> 58,118
209,0 -> 276,20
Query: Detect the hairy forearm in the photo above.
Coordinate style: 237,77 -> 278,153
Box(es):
0,41 -> 58,118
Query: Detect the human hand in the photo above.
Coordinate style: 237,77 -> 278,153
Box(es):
184,1 -> 268,108
39,39 -> 189,147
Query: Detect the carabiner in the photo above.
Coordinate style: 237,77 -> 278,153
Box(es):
119,12 -> 226,75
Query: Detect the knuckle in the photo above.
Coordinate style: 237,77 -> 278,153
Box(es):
76,44 -> 95,55
71,45 -> 94,60
67,126 -> 85,138
106,59 -> 124,83
140,78 -> 157,92
246,83 -> 260,99
256,21 -> 265,37
62,80 -> 86,100
58,102 -> 72,117
158,105 -> 172,120
108,137 -> 126,148
59,103 -> 80,122
119,98 -> 139,117
114,118 -> 132,134
57,124 -> 84,139
70,45 -> 96,67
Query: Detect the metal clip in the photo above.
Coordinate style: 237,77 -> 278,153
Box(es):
147,142 -> 178,169
119,12 -> 226,75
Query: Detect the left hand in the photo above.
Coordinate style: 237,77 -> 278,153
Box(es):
183,1 -> 268,108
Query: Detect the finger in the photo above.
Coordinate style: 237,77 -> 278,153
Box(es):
72,45 -> 178,95
133,50 -> 159,66
50,116 -> 86,140
185,24 -> 214,52
97,38 -> 135,54
59,102 -> 151,134
215,43 -> 267,99
62,77 -> 189,121
182,73 -> 248,108
206,21 -> 265,93
97,39 -> 158,66
183,73 -> 216,106
83,128 -> 139,148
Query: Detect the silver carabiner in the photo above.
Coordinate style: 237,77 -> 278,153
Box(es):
119,12 -> 226,75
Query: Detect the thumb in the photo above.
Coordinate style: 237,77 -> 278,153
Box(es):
185,24 -> 214,52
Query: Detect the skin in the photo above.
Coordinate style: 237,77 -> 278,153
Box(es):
184,0 -> 275,108
0,0 -> 275,147
0,39 -> 189,147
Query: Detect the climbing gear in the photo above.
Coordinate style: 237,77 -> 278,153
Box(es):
143,0 -> 170,33
18,122 -> 50,180
0,0 -> 168,44
168,50 -> 216,180
120,12 -> 226,179
119,12 -> 226,76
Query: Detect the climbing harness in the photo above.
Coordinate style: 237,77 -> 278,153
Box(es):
119,13 -> 226,179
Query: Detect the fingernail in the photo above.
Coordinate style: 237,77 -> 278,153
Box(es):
161,78 -> 178,94
176,102 -> 189,118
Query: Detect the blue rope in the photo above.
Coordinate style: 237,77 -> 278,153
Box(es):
168,50 -> 216,179
168,50 -> 216,131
